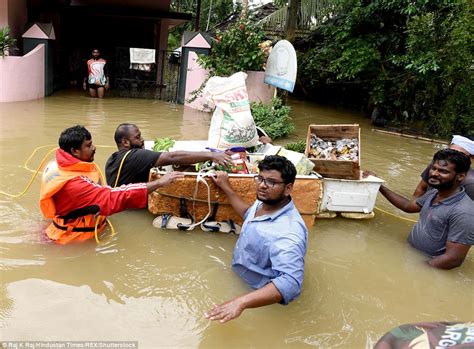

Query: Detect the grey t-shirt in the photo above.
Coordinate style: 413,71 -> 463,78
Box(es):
421,164 -> 474,200
408,189 -> 474,256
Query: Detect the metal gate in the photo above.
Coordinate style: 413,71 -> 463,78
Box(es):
114,47 -> 180,101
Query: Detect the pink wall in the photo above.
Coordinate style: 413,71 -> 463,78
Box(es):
0,44 -> 45,102
184,55 -> 276,111
184,51 -> 212,111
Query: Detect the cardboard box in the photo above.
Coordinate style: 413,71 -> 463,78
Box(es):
305,124 -> 360,180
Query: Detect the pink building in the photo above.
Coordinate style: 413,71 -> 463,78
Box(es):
0,0 -> 193,102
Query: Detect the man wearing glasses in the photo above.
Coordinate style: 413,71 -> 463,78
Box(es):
204,155 -> 308,323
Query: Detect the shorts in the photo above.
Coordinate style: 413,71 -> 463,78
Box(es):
88,83 -> 105,89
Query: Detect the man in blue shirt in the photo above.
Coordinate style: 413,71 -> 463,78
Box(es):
204,155 -> 308,323
376,149 -> 474,269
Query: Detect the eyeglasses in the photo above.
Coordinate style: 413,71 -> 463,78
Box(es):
254,175 -> 286,188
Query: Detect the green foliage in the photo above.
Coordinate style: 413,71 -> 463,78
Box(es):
299,0 -> 474,137
170,0 -> 236,31
284,140 -> 306,153
198,17 -> 266,76
251,97 -> 295,140
153,137 -> 175,152
0,27 -> 18,57
167,32 -> 180,50
168,0 -> 235,50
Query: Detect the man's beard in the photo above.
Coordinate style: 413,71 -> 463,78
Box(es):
257,193 -> 289,206
130,143 -> 143,149
429,178 -> 456,190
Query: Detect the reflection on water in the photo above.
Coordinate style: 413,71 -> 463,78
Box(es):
0,90 -> 472,348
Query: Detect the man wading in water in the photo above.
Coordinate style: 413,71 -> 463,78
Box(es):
371,149 -> 474,269
83,48 -> 109,98
204,156 -> 308,322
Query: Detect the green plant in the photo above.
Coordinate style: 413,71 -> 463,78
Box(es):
284,140 -> 306,153
198,17 -> 266,76
0,27 -> 18,57
298,0 -> 474,137
251,97 -> 294,140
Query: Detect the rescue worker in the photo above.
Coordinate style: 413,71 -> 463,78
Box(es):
40,125 -> 183,244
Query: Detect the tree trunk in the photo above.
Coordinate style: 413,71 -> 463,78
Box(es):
241,0 -> 248,17
284,0 -> 299,43
195,0 -> 202,31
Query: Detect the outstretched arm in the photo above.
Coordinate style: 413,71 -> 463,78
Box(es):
156,151 -> 232,167
204,282 -> 282,323
379,185 -> 421,213
146,171 -> 184,193
210,171 -> 251,218
427,241 -> 471,269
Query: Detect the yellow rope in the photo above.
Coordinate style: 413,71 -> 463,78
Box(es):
0,145 -> 114,198
22,144 -> 116,173
91,149 -> 132,244
23,144 -> 57,173
0,146 -> 58,198
374,206 -> 418,223
113,150 -> 132,188
1,144 -> 118,244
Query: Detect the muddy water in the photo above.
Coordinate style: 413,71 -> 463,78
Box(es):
0,91 -> 472,348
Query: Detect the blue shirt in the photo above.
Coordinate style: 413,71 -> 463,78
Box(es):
232,198 -> 308,305
409,188 -> 474,256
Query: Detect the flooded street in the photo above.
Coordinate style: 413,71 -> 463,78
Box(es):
0,90 -> 472,348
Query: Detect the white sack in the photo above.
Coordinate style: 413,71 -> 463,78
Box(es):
204,72 -> 259,149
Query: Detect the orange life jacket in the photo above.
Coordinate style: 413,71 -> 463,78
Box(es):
40,150 -> 106,244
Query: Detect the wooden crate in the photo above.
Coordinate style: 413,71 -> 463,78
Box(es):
148,170 -> 322,228
304,124 -> 361,180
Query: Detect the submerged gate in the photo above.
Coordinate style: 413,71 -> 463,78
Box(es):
114,47 -> 180,102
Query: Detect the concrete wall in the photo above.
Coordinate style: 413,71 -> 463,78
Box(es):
0,0 -> 27,55
184,51 -> 211,111
0,44 -> 45,102
0,0 -> 7,28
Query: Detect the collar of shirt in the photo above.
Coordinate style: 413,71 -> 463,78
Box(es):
429,187 -> 466,207
248,197 -> 295,222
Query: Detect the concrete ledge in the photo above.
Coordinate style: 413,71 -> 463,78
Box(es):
0,44 -> 45,102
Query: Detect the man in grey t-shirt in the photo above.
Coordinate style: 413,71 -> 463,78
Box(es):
376,148 -> 474,269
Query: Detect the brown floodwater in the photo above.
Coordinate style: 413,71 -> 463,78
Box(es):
0,90 -> 472,348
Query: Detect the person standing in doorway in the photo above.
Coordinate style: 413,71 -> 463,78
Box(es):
83,48 -> 109,98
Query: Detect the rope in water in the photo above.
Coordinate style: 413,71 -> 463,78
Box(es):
374,206 -> 418,223
1,144 -> 116,197
0,146 -> 58,198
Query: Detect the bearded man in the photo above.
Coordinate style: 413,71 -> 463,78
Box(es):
105,123 -> 231,187
204,155 -> 308,323
378,148 -> 474,269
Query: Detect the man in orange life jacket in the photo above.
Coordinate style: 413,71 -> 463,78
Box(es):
40,125 -> 184,244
